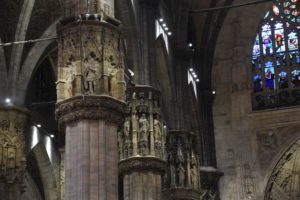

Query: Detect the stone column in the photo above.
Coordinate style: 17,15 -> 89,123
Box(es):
0,106 -> 29,200
56,96 -> 125,200
162,131 -> 201,200
56,1 -> 126,199
59,148 -> 65,200
118,86 -> 167,200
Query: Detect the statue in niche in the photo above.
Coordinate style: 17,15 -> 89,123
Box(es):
123,117 -> 130,141
139,142 -> 147,156
178,163 -> 186,187
65,67 -> 75,97
62,55 -> 81,97
7,147 -> 16,169
138,113 -> 149,142
153,115 -> 162,142
107,55 -> 118,96
83,52 -> 100,94
190,165 -> 198,188
177,142 -> 185,163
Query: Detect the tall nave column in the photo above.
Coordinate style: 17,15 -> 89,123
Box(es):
56,0 -> 126,199
0,107 -> 29,200
118,86 -> 167,200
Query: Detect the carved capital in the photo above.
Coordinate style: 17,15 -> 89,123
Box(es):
119,157 -> 167,175
56,95 -> 126,127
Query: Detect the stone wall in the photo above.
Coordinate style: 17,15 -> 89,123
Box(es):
212,1 -> 300,199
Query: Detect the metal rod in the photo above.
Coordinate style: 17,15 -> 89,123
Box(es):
0,37 -> 57,47
190,0 -> 272,14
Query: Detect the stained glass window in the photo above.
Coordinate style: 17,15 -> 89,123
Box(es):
252,0 -> 300,109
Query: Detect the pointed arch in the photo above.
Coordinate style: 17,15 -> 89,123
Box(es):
264,133 -> 300,200
15,18 -> 60,105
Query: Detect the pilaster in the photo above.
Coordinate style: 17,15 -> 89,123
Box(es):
0,106 -> 30,200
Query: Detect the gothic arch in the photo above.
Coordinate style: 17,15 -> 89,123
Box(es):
16,19 -> 59,105
264,134 -> 300,200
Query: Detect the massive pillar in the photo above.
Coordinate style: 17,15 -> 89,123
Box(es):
118,86 -> 167,200
0,107 -> 29,200
56,0 -> 126,199
163,131 -> 201,200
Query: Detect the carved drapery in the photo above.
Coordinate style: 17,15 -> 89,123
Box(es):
0,107 -> 29,199
163,130 -> 201,200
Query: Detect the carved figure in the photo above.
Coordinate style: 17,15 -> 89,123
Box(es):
65,68 -> 75,97
153,115 -> 162,142
139,113 -> 149,141
190,165 -> 198,188
83,53 -> 99,94
178,164 -> 186,187
123,118 -> 130,141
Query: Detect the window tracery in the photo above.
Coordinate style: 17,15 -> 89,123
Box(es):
252,0 -> 300,109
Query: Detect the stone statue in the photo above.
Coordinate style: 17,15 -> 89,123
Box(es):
190,165 -> 198,188
153,115 -> 162,142
83,53 -> 99,94
123,118 -> 130,141
65,68 -> 75,97
178,164 -> 185,187
139,113 -> 149,141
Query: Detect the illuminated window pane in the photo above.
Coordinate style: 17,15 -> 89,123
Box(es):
251,1 -> 300,109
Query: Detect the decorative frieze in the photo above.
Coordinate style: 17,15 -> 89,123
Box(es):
56,20 -> 125,101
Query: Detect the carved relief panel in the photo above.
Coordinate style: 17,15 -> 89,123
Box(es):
57,22 -> 125,101
163,131 -> 201,190
0,108 -> 28,184
118,86 -> 166,160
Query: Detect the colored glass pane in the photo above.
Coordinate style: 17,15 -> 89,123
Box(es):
278,71 -> 288,89
253,75 -> 263,92
251,0 -> 300,109
292,69 -> 300,87
288,31 -> 298,50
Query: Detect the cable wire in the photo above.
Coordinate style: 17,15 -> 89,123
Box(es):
190,0 -> 273,14
0,37 -> 57,47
